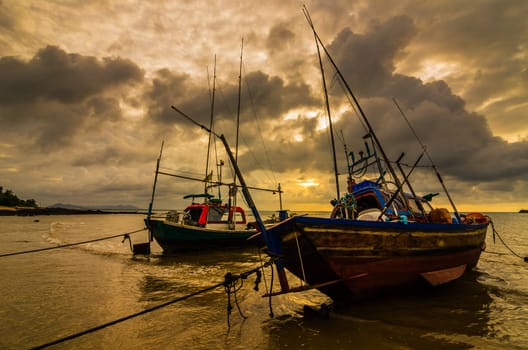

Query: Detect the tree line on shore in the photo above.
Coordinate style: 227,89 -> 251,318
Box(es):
0,187 -> 37,208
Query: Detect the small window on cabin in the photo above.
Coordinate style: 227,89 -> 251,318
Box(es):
233,211 -> 246,224
207,206 -> 225,222
219,210 -> 246,223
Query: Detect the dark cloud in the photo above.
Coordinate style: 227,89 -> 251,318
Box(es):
0,46 -> 144,151
266,22 -> 296,54
328,15 -> 415,96
0,45 -> 143,105
143,67 -> 319,141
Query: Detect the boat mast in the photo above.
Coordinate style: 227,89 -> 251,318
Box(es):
229,39 -> 244,227
303,7 -> 404,194
146,141 -> 164,242
312,26 -> 340,199
205,55 -> 217,196
235,39 -> 243,172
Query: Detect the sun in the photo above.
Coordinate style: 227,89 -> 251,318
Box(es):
298,178 -> 319,187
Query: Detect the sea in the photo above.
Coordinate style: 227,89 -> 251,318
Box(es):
0,212 -> 527,350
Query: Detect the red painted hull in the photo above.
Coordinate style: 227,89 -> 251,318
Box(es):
267,215 -> 489,299
326,248 -> 482,296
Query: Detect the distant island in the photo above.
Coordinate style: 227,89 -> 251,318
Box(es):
0,187 -> 144,216
520,209 -> 528,213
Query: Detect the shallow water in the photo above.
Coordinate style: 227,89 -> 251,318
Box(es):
0,213 -> 527,349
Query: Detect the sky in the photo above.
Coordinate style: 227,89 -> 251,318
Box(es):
0,0 -> 527,212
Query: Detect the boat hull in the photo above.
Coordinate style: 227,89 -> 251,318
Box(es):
147,218 -> 259,253
267,216 -> 489,299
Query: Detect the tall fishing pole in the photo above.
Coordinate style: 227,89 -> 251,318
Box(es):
302,6 -> 405,197
392,97 -> 462,223
312,23 -> 340,200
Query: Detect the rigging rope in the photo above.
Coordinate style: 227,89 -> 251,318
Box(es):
242,65 -> 278,185
0,227 -> 147,258
490,220 -> 528,262
28,259 -> 275,349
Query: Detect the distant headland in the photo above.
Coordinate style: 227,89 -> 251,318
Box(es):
0,187 -> 144,216
520,209 -> 528,213
0,205 -> 145,216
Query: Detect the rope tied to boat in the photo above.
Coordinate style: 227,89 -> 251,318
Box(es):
0,227 -> 147,258
489,220 -> 528,262
223,258 -> 275,326
224,272 -> 247,327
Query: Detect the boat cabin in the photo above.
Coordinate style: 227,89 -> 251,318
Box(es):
183,203 -> 247,228
352,180 -> 433,222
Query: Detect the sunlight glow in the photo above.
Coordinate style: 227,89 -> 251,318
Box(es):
316,105 -> 347,131
283,109 -> 319,121
476,96 -> 507,111
415,60 -> 460,82
297,178 -> 319,187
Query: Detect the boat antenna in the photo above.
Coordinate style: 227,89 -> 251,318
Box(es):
312,22 -> 340,199
302,6 -> 404,194
392,97 -> 462,222
205,55 -> 217,195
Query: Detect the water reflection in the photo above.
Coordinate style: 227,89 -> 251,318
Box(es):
129,243 -> 526,349
265,272 -> 497,350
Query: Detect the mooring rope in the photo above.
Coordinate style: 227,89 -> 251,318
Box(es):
489,220 -> 528,262
224,272 -> 247,327
0,227 -> 147,258
29,260 -> 274,349
257,248 -> 275,318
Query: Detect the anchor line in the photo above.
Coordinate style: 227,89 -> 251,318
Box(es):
0,227 -> 147,258
490,220 -> 528,262
257,247 -> 275,318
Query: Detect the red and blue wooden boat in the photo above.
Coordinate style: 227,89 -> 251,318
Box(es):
250,12 -> 491,300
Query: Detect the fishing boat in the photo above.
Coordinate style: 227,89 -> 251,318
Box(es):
255,9 -> 491,300
145,47 -> 286,254
143,137 -> 286,254
265,186 -> 490,299
147,191 -> 285,253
